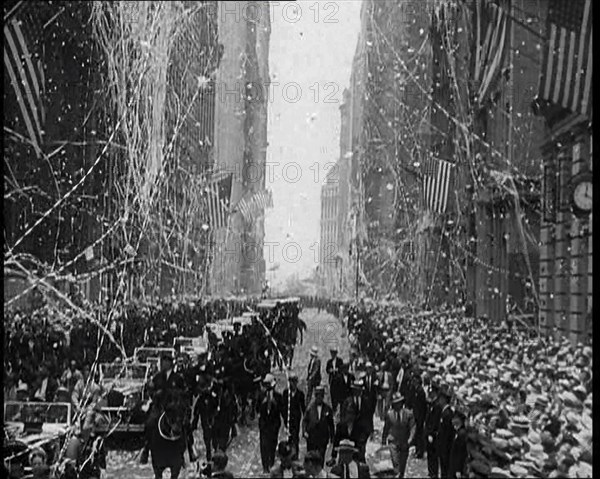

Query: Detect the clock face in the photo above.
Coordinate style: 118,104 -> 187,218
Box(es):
573,181 -> 592,211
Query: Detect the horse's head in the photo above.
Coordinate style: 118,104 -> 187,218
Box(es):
162,402 -> 184,438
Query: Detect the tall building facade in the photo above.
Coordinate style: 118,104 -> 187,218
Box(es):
533,1 -> 592,343
318,89 -> 354,298
344,0 -> 584,339
347,0 -> 432,301
4,1 -> 110,305
319,171 -> 340,296
4,1 -> 270,306
211,1 -> 270,296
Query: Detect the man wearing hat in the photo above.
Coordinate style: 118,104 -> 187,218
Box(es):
330,440 -> 370,479
448,409 -> 468,478
425,382 -> 442,478
307,346 -> 322,404
382,392 -> 415,478
363,361 -> 379,437
341,379 -> 372,445
411,374 -> 427,459
326,346 -> 345,414
436,384 -> 454,479
330,403 -> 369,465
281,372 -> 306,460
302,385 -> 334,462
334,362 -> 355,419
259,373 -> 283,474
148,354 -> 186,410
141,353 -> 186,464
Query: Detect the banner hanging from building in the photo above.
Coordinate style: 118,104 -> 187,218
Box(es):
235,188 -> 273,223
203,172 -> 233,230
4,6 -> 46,158
472,0 -> 511,105
422,157 -> 455,214
537,0 -> 592,119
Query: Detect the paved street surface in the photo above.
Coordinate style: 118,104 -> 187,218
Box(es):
106,309 -> 428,477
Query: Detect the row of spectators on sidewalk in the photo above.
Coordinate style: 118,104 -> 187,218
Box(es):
328,301 -> 593,478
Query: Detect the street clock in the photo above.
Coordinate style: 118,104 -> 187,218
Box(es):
569,170 -> 593,217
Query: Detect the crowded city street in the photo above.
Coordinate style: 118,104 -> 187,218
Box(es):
4,0 -> 592,478
103,308 -> 428,478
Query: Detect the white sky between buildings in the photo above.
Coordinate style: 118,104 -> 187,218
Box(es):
265,0 -> 362,290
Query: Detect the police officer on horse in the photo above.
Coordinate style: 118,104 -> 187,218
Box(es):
141,353 -> 193,465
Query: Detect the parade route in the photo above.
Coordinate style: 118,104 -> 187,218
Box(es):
105,308 -> 428,478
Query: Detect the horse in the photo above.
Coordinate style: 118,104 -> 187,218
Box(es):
146,399 -> 189,479
230,356 -> 262,426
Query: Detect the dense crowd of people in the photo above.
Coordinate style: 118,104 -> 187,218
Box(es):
3,297 -> 303,404
328,300 -> 593,478
4,296 -> 306,478
4,295 -> 593,478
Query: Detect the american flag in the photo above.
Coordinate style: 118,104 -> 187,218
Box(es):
235,188 -> 273,223
422,157 -> 455,214
537,0 -> 592,118
203,173 -> 233,230
473,0 -> 511,105
4,6 -> 45,157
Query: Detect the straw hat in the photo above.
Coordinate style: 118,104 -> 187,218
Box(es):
470,460 -> 491,476
495,429 -> 513,439
310,346 -> 319,356
335,439 -> 358,452
442,355 -> 457,370
509,464 -> 529,477
492,437 -> 509,451
524,444 -> 548,465
391,392 -> 405,405
535,395 -> 550,410
527,431 -> 542,445
489,466 -> 512,478
508,437 -> 523,450
17,383 -> 29,392
263,374 -> 276,388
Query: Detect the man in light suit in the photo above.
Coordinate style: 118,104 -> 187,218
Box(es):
306,345 -> 322,404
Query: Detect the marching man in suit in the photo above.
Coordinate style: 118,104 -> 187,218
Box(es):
326,346 -> 345,414
362,362 -> 379,440
258,374 -> 283,474
281,372 -> 306,460
329,404 -> 369,467
306,345 -> 322,404
436,384 -> 454,479
303,386 -> 335,462
382,392 -> 415,478
341,379 -> 370,462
